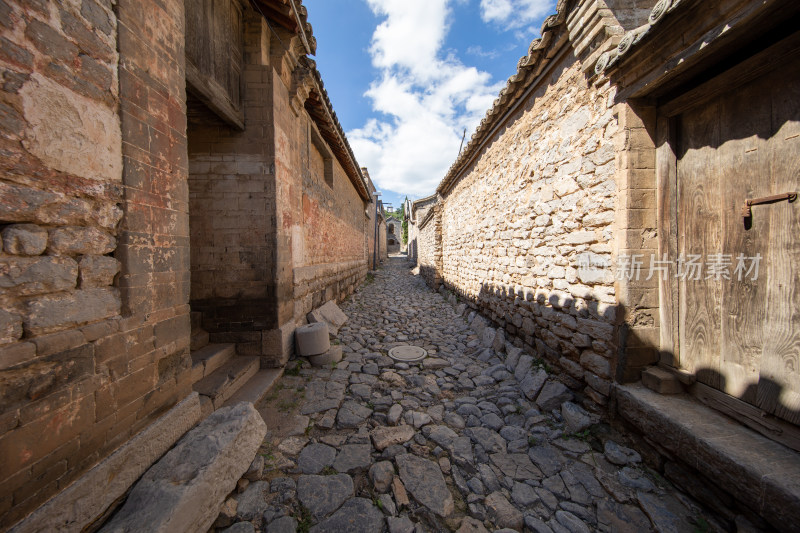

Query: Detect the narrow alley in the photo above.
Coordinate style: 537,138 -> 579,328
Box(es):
238,256 -> 713,533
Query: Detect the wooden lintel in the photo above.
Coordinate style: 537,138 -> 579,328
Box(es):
253,0 -> 298,32
185,60 -> 245,130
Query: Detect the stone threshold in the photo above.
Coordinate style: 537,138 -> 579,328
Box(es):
614,383 -> 800,531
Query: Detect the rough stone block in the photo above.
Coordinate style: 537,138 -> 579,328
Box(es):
536,381 -> 573,412
47,226 -> 116,256
580,351 -> 611,379
0,309 -> 23,346
641,366 -> 683,395
306,300 -> 348,336
520,369 -> 548,401
10,393 -> 201,533
79,255 -> 121,287
24,288 -> 120,336
19,72 -> 122,182
2,224 -> 47,255
100,401 -> 266,533
0,256 -> 78,296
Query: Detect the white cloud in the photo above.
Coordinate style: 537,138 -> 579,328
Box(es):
466,45 -> 500,59
480,0 -> 554,29
349,0 -> 504,198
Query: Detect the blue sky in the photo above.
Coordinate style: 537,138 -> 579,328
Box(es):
305,0 -> 555,210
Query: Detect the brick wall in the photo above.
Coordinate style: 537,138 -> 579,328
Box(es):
291,118 -> 369,319
0,0 -> 191,526
187,10 -> 278,361
437,47 -> 623,408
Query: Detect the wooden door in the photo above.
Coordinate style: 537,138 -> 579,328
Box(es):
673,53 -> 800,424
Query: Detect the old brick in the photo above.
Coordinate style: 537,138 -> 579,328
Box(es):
60,7 -> 114,61
0,36 -> 33,69
0,394 -> 94,481
77,53 -> 114,92
24,19 -> 78,63
81,0 -> 114,35
31,329 -> 87,358
0,341 -> 35,370
2,69 -> 29,93
47,226 -> 116,256
0,100 -> 25,139
94,363 -> 156,422
79,319 -> 117,343
24,288 -> 121,336
0,255 -> 78,296
2,224 -> 48,255
78,255 -> 120,287
153,314 -> 189,349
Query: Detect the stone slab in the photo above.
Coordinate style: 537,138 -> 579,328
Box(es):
10,393 -> 202,533
616,384 -> 800,531
307,300 -> 349,336
396,454 -> 454,517
99,402 -> 267,533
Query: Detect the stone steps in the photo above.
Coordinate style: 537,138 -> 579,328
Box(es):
190,328 -> 210,351
224,368 -> 284,407
190,343 -> 236,383
193,355 -> 260,417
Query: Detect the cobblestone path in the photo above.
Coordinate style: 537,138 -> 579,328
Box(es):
220,256 -> 713,533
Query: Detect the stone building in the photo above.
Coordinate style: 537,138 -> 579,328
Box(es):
0,0 -> 375,529
385,215 -> 402,253
418,0 -> 800,527
406,193 -> 437,266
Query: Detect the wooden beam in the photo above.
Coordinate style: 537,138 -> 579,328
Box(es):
253,0 -> 298,32
185,60 -> 245,130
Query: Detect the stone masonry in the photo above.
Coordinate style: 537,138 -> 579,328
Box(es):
435,5 -> 622,410
222,257 -> 731,533
0,0 -> 374,528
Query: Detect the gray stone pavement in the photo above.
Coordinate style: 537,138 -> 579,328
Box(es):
215,255 -> 717,532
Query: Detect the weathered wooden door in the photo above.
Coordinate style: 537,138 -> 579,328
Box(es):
673,53 -> 800,424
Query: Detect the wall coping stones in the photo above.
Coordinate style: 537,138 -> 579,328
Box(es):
436,0 -> 574,196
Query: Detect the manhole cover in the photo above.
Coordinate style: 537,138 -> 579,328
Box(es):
388,345 -> 427,362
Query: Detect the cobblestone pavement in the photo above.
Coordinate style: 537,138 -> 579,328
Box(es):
217,256 -> 715,533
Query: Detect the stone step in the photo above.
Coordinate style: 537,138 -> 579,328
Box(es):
641,366 -> 683,394
190,329 -> 210,351
190,343 -> 236,384
190,311 -> 203,330
193,356 -> 260,416
223,368 -> 283,407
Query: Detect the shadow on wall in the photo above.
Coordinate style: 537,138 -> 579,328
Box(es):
442,280 -> 800,427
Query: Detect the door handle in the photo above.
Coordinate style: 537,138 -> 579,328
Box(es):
741,192 -> 797,218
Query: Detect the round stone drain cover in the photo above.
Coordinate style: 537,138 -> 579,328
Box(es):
388,345 -> 427,362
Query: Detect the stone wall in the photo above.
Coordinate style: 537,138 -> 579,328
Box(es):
408,196 -> 436,265
436,29 -> 621,408
0,0 -> 191,526
418,205 -> 442,290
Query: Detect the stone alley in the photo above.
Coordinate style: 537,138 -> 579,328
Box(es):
3,1 -> 799,531
233,256 -> 717,533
